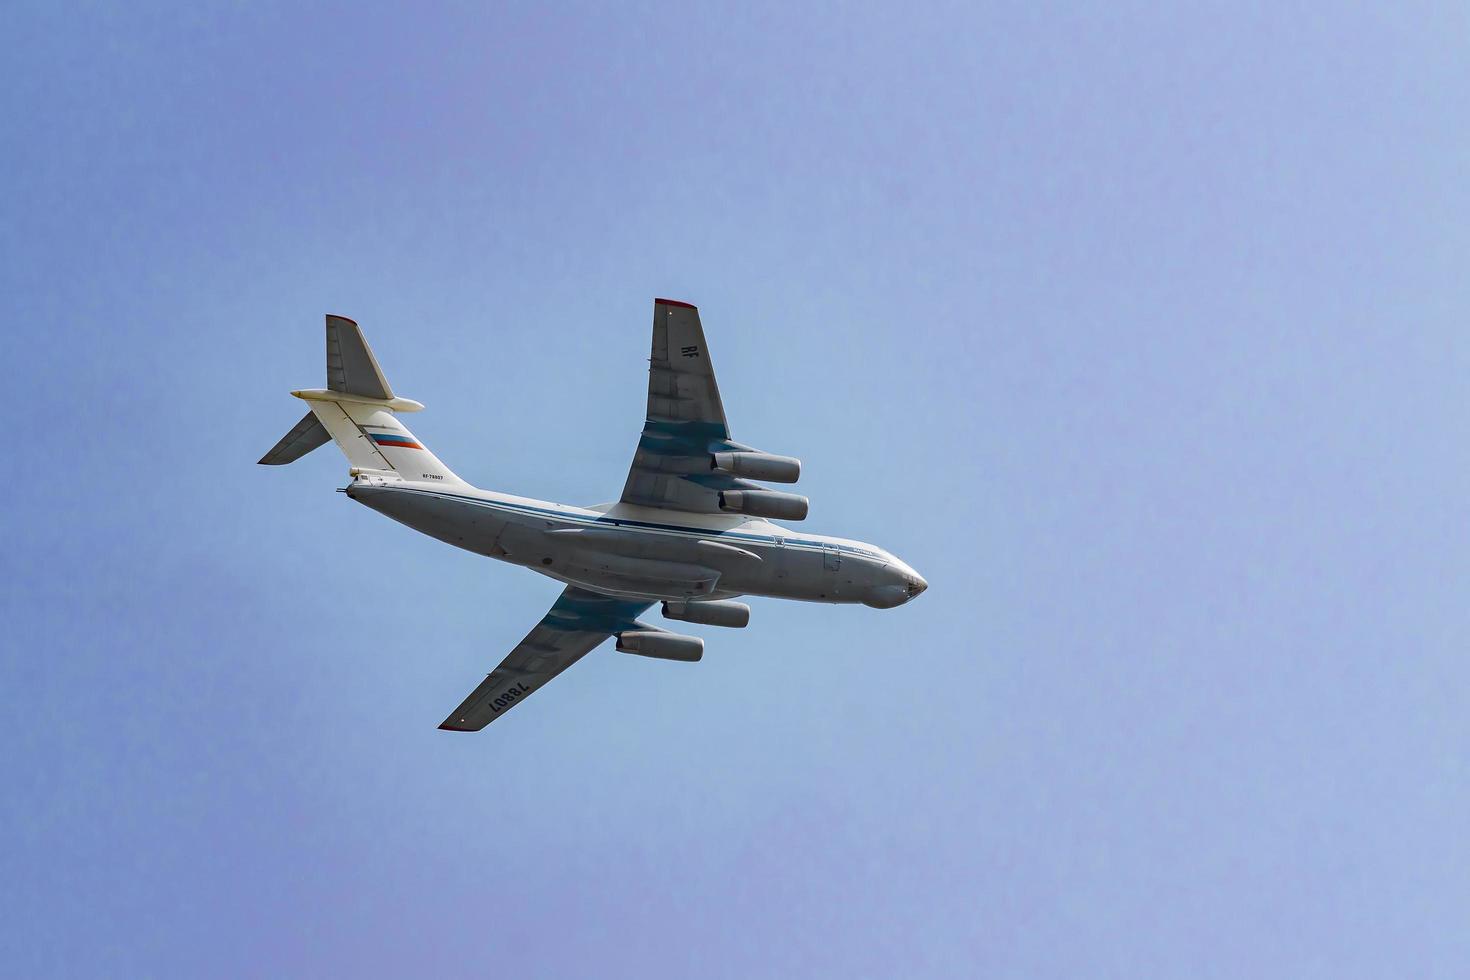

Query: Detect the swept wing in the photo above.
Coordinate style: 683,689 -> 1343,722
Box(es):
619,299 -> 766,513
439,586 -> 652,731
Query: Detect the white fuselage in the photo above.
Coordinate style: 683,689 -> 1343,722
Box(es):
345,477 -> 927,609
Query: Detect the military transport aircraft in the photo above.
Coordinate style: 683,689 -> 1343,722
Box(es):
260,299 -> 927,730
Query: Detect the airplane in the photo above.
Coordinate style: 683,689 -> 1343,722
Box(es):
260,299 -> 927,731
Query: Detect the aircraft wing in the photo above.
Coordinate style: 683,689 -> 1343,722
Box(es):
438,586 -> 652,731
620,299 -> 761,512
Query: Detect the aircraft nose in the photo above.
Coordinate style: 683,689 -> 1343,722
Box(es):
906,572 -> 928,600
890,560 -> 926,602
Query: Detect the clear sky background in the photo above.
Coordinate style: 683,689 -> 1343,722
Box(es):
3,3 -> 1467,976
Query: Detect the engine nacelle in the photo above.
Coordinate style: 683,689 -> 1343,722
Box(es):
662,599 -> 751,629
615,630 -> 704,662
718,489 -> 809,521
710,451 -> 801,484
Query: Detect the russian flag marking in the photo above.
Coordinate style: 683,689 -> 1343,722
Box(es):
369,431 -> 422,450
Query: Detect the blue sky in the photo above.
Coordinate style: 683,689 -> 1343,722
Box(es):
3,2 -> 1468,976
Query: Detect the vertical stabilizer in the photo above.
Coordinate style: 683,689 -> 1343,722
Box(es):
259,315 -> 463,485
303,396 -> 462,485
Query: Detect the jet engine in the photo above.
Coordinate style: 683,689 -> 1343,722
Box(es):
717,489 -> 809,521
662,599 -> 751,629
615,630 -> 704,662
710,451 -> 801,484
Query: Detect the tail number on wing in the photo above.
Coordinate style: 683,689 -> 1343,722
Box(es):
490,682 -> 532,713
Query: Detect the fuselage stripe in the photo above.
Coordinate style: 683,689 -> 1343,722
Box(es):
380,486 -> 880,558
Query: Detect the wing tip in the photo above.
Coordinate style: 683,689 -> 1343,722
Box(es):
437,720 -> 479,732
654,297 -> 697,310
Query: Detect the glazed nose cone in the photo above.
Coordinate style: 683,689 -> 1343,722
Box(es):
908,573 -> 927,599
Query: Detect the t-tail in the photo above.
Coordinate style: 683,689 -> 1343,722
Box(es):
259,315 -> 463,486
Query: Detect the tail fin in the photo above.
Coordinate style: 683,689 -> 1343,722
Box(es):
258,315 -> 463,485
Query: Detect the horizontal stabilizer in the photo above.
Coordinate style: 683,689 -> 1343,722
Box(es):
260,313 -> 461,483
327,314 -> 394,400
258,410 -> 330,465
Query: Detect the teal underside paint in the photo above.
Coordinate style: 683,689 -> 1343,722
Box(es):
632,419 -> 755,493
544,587 -> 652,634
637,418 -> 733,449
